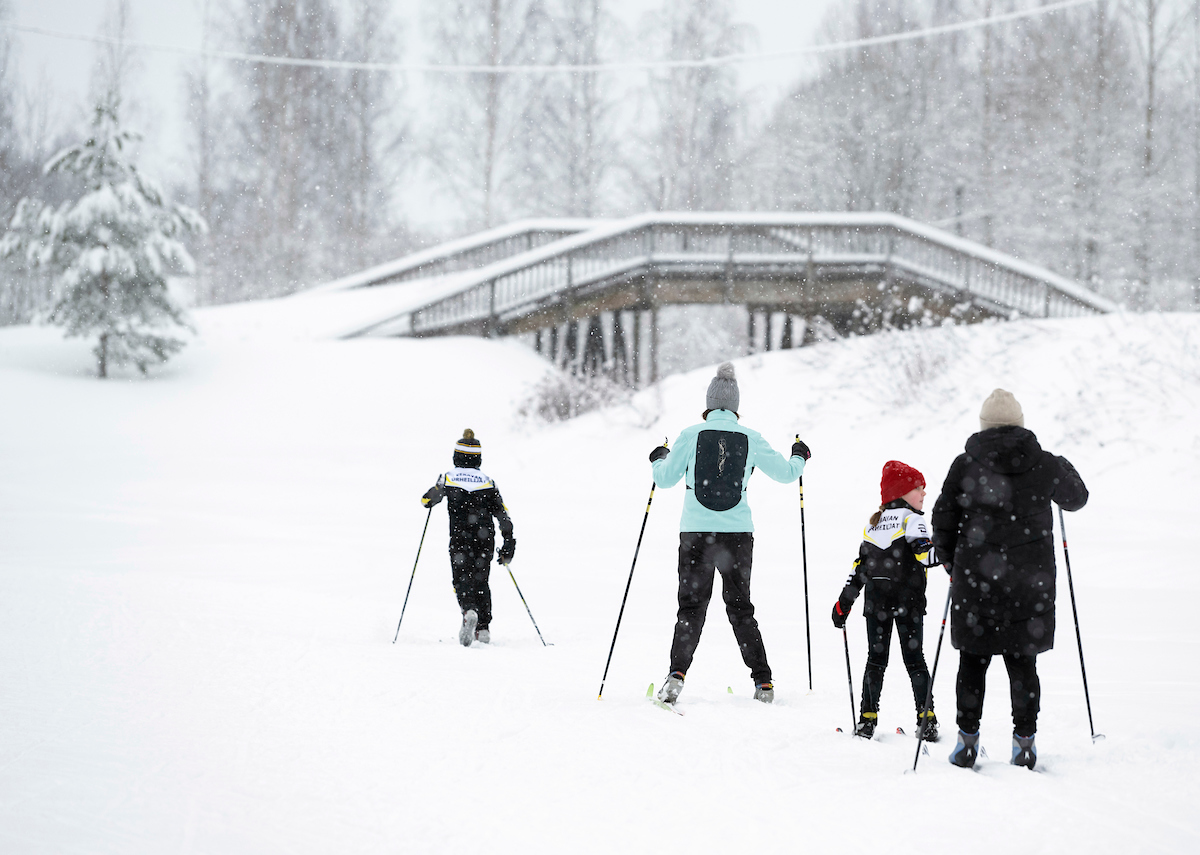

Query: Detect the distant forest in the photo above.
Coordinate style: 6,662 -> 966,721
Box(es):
3,0 -> 1199,324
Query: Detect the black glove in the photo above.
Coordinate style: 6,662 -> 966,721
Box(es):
649,445 -> 669,463
421,485 -> 443,507
498,537 -> 516,565
791,439 -> 811,461
831,597 -> 853,629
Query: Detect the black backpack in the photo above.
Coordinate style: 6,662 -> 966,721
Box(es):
694,430 -> 748,511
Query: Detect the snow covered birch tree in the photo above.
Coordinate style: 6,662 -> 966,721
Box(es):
510,0 -> 623,217
426,0 -> 551,228
0,0 -> 32,229
0,98 -> 205,377
633,0 -> 748,211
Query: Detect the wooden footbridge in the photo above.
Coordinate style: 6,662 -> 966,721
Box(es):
320,212 -> 1115,385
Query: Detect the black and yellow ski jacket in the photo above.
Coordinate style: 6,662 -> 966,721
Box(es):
840,500 -> 941,616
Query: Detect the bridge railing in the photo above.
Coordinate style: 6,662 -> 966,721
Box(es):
378,214 -> 1115,337
309,218 -> 603,294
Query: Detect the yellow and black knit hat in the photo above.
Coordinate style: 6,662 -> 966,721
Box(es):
454,428 -> 481,456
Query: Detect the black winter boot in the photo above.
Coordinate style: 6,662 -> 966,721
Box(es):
918,710 -> 940,742
855,713 -> 877,739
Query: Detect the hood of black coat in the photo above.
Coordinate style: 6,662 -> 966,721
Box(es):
964,426 -> 1043,475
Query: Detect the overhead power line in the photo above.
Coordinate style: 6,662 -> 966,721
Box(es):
1,0 -> 1100,76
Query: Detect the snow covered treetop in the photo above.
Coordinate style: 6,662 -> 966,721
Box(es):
0,97 -> 208,377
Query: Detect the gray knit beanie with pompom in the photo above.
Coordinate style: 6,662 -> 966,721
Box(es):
706,362 -> 740,413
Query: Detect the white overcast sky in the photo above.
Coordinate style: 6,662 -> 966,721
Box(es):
8,0 -> 835,184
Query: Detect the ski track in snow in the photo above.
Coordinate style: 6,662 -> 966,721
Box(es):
0,306 -> 1198,853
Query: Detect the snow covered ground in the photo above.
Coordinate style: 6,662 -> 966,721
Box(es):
1,300 -> 1198,853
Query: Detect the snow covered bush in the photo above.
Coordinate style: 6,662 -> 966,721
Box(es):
516,368 -> 631,423
855,323 -> 964,412
0,98 -> 206,377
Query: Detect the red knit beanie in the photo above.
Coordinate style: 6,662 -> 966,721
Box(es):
880,460 -> 925,505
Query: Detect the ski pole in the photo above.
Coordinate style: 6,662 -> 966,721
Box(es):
912,583 -> 953,771
393,505 -> 433,643
842,627 -> 856,734
598,443 -> 665,700
1059,506 -> 1103,742
505,562 -> 551,646
797,440 -> 812,691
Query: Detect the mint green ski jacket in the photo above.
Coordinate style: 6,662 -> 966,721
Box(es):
650,409 -> 805,533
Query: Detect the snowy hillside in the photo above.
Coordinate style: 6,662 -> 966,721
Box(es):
1,304 -> 1198,854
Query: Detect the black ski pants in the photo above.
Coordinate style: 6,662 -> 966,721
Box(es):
450,537 -> 493,629
955,651 -> 1040,737
669,532 -> 771,685
861,601 -> 931,719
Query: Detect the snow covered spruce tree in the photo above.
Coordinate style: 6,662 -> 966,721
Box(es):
0,97 -> 205,377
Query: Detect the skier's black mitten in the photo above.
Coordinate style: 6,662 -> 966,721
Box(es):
421,485 -> 444,507
791,439 -> 811,460
831,597 -> 853,629
649,445 -> 669,463
498,537 -> 516,565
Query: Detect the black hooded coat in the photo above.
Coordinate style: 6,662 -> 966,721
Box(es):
931,426 -> 1088,656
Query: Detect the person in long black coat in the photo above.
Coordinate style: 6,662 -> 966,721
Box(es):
931,389 -> 1087,770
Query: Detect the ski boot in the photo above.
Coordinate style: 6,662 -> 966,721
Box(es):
656,671 -> 685,705
950,729 -> 980,768
917,710 -> 940,742
475,627 -> 490,644
855,713 -> 877,739
459,609 -> 478,647
753,682 -> 774,704
1011,733 -> 1037,770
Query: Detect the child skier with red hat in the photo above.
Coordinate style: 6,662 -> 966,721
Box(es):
831,461 -> 944,740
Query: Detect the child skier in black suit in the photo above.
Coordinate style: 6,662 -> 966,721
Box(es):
831,460 -> 943,740
422,429 -> 516,647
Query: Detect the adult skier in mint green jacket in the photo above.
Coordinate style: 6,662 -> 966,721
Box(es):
650,362 -> 811,706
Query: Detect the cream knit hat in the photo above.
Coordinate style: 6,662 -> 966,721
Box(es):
979,388 -> 1024,430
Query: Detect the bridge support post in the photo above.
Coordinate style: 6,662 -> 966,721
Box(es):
565,319 -> 580,374
612,311 -> 631,386
583,315 -> 605,377
650,307 -> 659,384
632,311 -> 642,387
